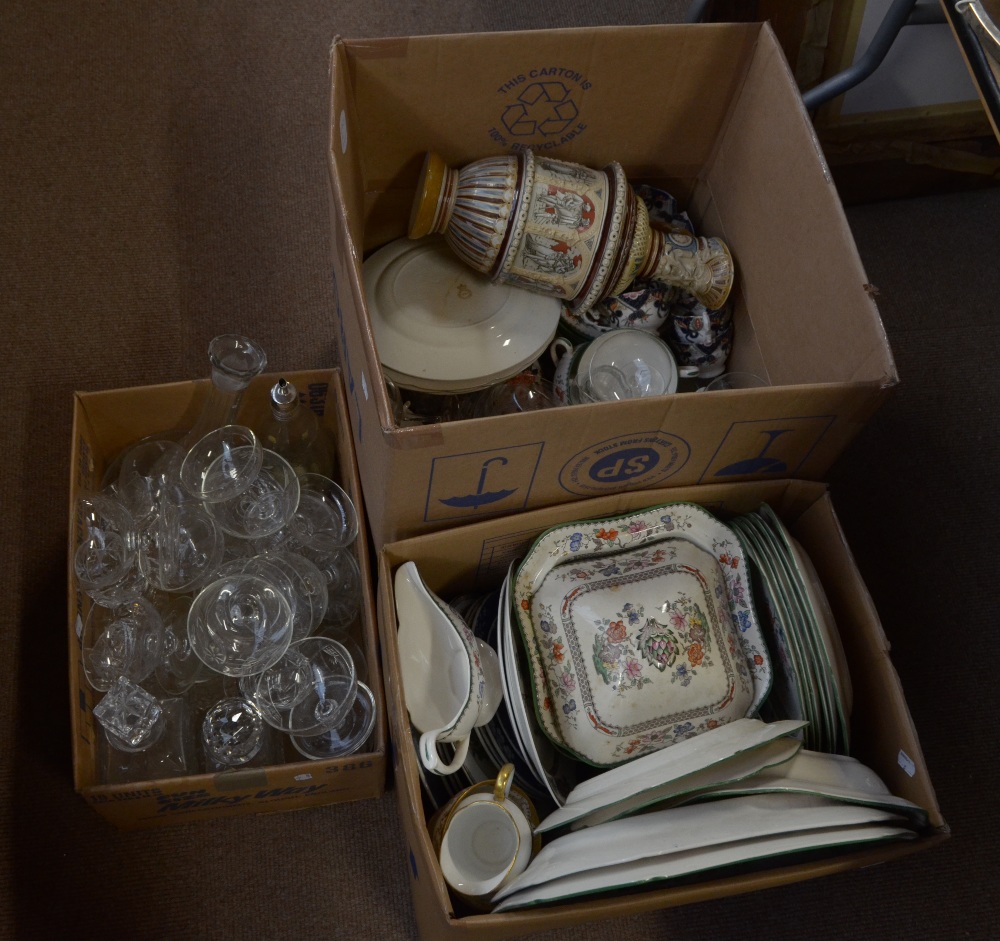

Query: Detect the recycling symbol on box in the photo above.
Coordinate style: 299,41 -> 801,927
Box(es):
502,82 -> 579,137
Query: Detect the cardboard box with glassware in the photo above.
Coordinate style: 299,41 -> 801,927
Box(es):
377,479 -> 947,941
68,368 -> 387,828
326,22 -> 898,549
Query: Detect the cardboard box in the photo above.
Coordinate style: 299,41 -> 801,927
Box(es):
377,480 -> 947,940
326,23 -> 898,548
68,369 -> 387,828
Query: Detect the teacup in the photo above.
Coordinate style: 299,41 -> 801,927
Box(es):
550,330 -> 686,405
434,764 -> 537,907
664,292 -> 734,379
395,561 -> 503,775
558,279 -> 677,339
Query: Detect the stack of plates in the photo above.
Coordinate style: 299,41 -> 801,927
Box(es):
510,502 -> 773,769
362,236 -> 562,395
729,504 -> 852,754
491,791 -> 917,912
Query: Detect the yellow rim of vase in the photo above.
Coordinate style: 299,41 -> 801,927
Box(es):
409,151 -> 448,239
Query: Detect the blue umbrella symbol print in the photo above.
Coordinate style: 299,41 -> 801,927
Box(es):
715,428 -> 790,477
438,456 -> 518,509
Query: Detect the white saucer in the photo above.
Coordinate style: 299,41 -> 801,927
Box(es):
363,236 -> 562,394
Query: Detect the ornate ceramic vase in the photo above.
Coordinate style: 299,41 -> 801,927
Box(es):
408,150 -> 734,312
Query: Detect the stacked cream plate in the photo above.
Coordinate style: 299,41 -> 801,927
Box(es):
362,236 -> 562,395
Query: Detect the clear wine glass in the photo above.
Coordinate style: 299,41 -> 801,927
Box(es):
81,597 -> 164,692
116,439 -> 190,523
288,474 -> 359,550
205,449 -> 301,541
74,492 -> 148,607
255,550 -> 328,641
310,548 -> 362,632
251,637 -> 358,736
139,500 -> 225,594
154,595 -> 210,695
289,681 -> 376,760
225,553 -> 317,645
187,573 -> 293,677
180,425 -> 263,504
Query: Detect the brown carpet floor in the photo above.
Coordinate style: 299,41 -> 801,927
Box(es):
3,2 -> 998,938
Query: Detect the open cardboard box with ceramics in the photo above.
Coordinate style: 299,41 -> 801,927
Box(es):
68,369 -> 387,828
377,480 -> 948,940
327,22 -> 898,548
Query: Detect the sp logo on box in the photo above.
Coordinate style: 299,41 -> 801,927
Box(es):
559,432 -> 690,496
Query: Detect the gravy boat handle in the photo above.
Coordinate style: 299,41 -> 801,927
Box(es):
420,729 -> 470,776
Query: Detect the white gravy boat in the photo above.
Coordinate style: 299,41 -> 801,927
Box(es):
395,561 -> 502,775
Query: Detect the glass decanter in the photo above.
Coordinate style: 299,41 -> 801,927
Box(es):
254,377 -> 336,478
104,334 -> 268,491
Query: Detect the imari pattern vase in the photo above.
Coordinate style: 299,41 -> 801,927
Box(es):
408,150 -> 734,312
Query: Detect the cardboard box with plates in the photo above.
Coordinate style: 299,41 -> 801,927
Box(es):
326,22 -> 898,549
377,481 -> 948,940
68,369 -> 387,828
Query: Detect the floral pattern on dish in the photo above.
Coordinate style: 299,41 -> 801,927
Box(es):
514,502 -> 772,727
521,540 -> 754,767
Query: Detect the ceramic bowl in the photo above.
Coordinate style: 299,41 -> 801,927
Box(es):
516,537 -> 756,767
549,331 -> 681,405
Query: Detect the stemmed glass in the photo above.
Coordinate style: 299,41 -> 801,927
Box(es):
220,551 -> 328,644
74,492 -> 148,607
313,548 -> 362,632
289,623 -> 373,759
250,637 -> 358,736
154,594 -> 210,695
254,550 -> 329,641
116,439 -> 189,523
252,473 -> 357,557
288,682 -> 377,760
204,449 -> 301,541
81,597 -> 164,692
180,425 -> 264,505
140,501 -> 225,594
186,572 -> 293,677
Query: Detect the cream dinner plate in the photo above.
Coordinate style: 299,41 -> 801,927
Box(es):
500,566 -> 578,806
537,733 -> 803,832
743,509 -> 849,754
731,514 -> 829,751
492,792 -> 914,906
681,747 -> 929,827
492,821 -> 915,912
362,235 -> 562,394
760,504 -> 853,719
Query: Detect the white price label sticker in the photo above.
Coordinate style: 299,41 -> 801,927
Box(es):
897,750 -> 916,777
